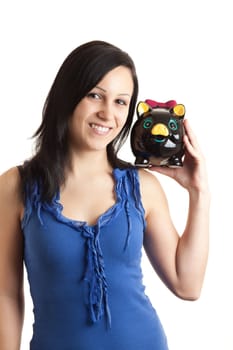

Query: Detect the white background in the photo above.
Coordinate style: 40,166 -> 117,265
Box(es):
0,1 -> 232,349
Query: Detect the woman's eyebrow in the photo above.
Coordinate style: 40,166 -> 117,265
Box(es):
95,85 -> 106,92
95,85 -> 131,97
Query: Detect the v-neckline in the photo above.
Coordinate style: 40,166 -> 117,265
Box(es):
54,168 -> 125,229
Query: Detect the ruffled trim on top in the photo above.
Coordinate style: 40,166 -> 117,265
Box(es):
81,223 -> 111,327
115,168 -> 146,249
21,168 -> 145,328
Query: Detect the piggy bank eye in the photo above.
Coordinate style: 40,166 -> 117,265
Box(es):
168,119 -> 178,131
143,118 -> 153,129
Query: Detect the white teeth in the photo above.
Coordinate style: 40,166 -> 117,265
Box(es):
91,123 -> 110,132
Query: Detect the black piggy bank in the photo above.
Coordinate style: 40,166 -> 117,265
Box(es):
130,99 -> 186,167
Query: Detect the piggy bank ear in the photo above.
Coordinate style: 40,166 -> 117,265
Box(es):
137,102 -> 151,118
172,104 -> 186,118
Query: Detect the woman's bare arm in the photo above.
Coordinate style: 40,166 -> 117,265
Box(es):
0,167 -> 24,350
140,120 -> 210,299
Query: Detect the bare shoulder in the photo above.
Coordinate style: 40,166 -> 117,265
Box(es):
138,168 -> 162,188
137,168 -> 167,198
0,166 -> 21,194
137,168 -> 169,217
0,167 -> 23,216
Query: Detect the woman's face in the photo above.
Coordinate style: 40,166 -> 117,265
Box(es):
68,65 -> 134,153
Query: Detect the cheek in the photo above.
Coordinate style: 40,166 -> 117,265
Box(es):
68,115 -> 84,143
117,111 -> 129,127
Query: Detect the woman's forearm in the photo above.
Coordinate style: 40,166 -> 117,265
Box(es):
0,295 -> 24,350
175,188 -> 211,299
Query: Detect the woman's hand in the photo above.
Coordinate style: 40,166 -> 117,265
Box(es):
150,119 -> 209,194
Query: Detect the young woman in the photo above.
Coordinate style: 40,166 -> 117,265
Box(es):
0,40 -> 210,349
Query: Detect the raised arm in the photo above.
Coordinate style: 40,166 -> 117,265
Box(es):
140,119 -> 210,300
0,167 -> 24,350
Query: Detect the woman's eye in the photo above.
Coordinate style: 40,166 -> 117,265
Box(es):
116,99 -> 127,106
87,92 -> 101,99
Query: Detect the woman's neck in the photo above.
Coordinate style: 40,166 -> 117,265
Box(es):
66,149 -> 112,177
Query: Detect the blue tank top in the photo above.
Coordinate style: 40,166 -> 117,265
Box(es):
22,167 -> 169,349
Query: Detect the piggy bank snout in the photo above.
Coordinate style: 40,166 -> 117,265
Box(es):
151,123 -> 169,137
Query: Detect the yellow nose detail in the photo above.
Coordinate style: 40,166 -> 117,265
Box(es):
151,123 -> 169,136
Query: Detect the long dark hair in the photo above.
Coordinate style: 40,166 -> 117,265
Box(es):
20,40 -> 138,202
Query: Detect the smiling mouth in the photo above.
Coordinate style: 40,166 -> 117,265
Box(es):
90,123 -> 112,134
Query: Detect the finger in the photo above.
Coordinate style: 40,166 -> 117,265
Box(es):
183,133 -> 204,163
183,119 -> 199,149
183,119 -> 204,157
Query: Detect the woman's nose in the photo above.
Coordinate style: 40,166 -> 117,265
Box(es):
97,102 -> 113,120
